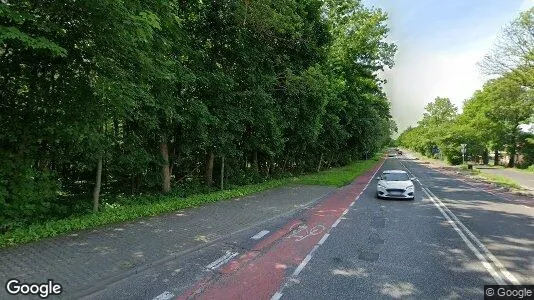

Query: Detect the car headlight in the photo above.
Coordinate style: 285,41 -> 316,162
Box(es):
406,185 -> 414,190
378,183 -> 386,189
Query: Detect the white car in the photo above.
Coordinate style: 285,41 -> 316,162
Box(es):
376,170 -> 415,200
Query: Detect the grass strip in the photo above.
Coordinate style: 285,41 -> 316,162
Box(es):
0,155 -> 382,249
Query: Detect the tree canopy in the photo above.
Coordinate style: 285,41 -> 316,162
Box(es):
0,0 -> 396,230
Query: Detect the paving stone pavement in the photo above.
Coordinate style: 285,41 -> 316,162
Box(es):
0,185 -> 335,299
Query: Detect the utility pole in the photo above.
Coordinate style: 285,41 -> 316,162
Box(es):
461,144 -> 467,165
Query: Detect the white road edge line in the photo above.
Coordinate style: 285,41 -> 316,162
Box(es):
421,187 -> 506,285
205,251 -> 239,270
152,291 -> 174,300
399,159 -> 517,285
270,158 -> 386,300
425,188 -> 520,285
251,230 -> 270,240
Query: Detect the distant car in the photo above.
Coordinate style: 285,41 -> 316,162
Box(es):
376,170 -> 415,200
387,153 -> 397,158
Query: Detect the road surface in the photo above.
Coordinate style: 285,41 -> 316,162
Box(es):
1,155 -> 532,299
277,155 -> 534,299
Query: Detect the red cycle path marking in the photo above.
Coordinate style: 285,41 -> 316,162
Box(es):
177,159 -> 385,300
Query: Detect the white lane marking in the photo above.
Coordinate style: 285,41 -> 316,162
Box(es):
318,233 -> 330,245
400,159 -> 521,285
425,188 -> 521,285
251,230 -> 270,240
401,158 -> 519,285
153,291 -> 174,300
342,208 -> 349,215
292,245 -> 319,276
271,291 -> 283,300
421,187 -> 506,285
332,219 -> 341,228
206,251 -> 239,270
270,159 -> 386,299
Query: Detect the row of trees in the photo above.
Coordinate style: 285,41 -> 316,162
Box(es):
398,9 -> 534,167
1,0 -> 396,226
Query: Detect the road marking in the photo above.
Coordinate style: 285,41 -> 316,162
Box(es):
399,159 -> 520,285
271,291 -> 283,300
153,291 -> 174,300
270,159 -> 386,300
424,188 -> 520,285
251,230 -> 270,240
421,187 -> 506,285
206,251 -> 239,270
318,233 -> 330,245
332,219 -> 341,228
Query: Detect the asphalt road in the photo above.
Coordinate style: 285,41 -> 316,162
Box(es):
4,156 -> 531,300
278,156 -> 534,299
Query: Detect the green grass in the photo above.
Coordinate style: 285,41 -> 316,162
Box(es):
475,173 -> 523,190
292,155 -> 381,187
0,155 -> 382,249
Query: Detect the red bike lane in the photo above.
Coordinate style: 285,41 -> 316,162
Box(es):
177,159 -> 385,300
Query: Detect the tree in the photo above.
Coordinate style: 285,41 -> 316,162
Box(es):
479,8 -> 534,87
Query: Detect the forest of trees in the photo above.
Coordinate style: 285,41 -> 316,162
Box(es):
0,1 -> 397,229
398,9 -> 534,168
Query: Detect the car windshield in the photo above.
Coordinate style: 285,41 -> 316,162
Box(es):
382,173 -> 409,181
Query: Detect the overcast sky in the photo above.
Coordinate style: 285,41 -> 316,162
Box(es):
362,0 -> 534,133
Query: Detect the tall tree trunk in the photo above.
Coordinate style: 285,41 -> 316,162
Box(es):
161,141 -> 171,193
508,137 -> 517,168
205,151 -> 215,186
317,153 -> 323,173
92,155 -> 103,212
494,149 -> 499,166
220,155 -> 225,190
253,150 -> 258,174
482,148 -> 489,165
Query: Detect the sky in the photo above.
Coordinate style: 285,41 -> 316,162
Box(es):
361,0 -> 534,134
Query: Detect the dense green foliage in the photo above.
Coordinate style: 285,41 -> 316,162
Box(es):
399,9 -> 534,167
0,155 -> 382,248
1,1 -> 396,232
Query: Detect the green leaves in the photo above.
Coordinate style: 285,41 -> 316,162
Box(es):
0,25 -> 67,56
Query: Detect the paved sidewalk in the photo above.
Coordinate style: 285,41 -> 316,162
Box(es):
0,185 -> 335,299
475,166 -> 534,191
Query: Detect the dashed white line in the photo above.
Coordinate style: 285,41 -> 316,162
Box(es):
292,245 -> 319,277
153,291 -> 174,300
270,159 -> 386,300
331,219 -> 341,228
206,251 -> 239,270
271,291 -> 283,300
251,230 -> 270,240
318,233 -> 330,245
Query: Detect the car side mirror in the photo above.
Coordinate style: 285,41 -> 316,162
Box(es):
410,177 -> 416,181
376,176 -> 381,180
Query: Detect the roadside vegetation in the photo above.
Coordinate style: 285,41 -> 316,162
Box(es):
458,165 -> 522,190
397,8 -> 534,170
0,155 -> 383,248
2,0 -> 398,248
